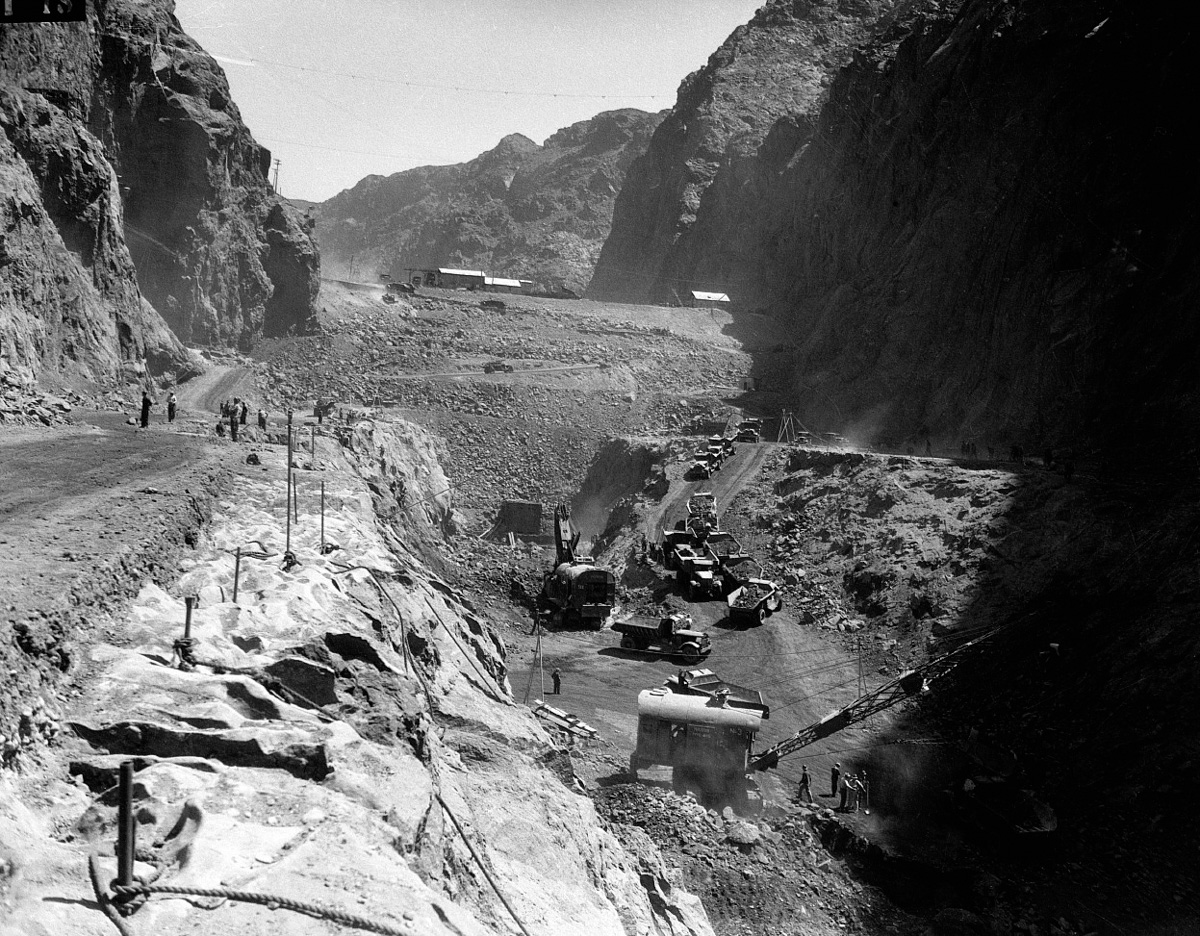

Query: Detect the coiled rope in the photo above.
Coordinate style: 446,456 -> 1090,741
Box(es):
89,851 -> 413,936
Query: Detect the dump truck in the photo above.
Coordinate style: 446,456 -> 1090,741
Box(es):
660,527 -> 697,571
735,418 -> 762,443
686,492 -> 718,531
708,434 -> 735,457
538,504 -> 616,629
706,530 -> 749,569
483,360 -> 514,373
726,577 -> 783,627
612,612 -> 712,662
675,545 -> 727,601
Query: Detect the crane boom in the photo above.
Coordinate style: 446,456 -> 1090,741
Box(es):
750,628 -> 998,772
554,503 -> 580,565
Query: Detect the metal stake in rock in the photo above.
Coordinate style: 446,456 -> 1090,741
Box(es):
285,408 -> 293,555
117,760 -> 135,890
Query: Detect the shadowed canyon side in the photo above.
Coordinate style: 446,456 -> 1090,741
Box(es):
587,0 -> 902,305
0,0 -> 319,382
312,109 -> 664,295
592,0 -> 1198,459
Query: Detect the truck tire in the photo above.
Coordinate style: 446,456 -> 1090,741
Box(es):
757,606 -> 766,625
621,634 -> 635,650
680,643 -> 701,663
636,635 -> 651,651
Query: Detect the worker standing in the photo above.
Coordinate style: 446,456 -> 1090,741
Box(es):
167,391 -> 177,423
798,765 -> 813,804
139,389 -> 152,429
860,769 -> 869,811
830,762 -> 841,798
551,669 -> 561,695
839,771 -> 852,811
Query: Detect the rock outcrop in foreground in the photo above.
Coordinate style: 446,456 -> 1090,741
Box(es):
0,0 -> 320,388
313,109 -> 664,295
0,416 -> 712,936
591,0 -> 1198,458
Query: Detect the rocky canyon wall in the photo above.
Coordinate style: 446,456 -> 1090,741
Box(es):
592,0 -> 1198,461
314,109 -> 663,296
588,0 -> 901,305
0,0 -> 320,389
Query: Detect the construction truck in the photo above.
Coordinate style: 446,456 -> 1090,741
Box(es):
629,669 -> 769,803
687,455 -> 713,480
686,492 -> 718,532
612,612 -> 711,662
675,544 -> 729,601
706,529 -> 749,569
538,504 -> 615,629
708,434 -> 735,457
735,418 -> 762,443
726,577 -> 783,627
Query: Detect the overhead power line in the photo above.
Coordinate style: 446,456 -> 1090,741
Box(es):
100,31 -> 673,101
243,54 -> 675,101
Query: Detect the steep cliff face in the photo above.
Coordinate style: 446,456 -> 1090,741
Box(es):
314,109 -> 664,295
0,50 -> 183,383
588,0 -> 901,304
0,0 -> 320,384
91,0 -> 320,345
592,0 -> 1197,459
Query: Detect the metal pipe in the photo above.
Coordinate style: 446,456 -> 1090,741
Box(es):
183,595 -> 196,640
285,409 -> 293,553
320,481 -> 325,551
116,761 -> 135,888
232,547 -> 242,604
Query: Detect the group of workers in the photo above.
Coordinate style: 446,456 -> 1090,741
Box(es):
796,762 -> 871,813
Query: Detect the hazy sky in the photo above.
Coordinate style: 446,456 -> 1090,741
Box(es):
174,0 -> 763,203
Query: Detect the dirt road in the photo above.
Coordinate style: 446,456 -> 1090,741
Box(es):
0,412 -> 232,743
174,364 -> 255,414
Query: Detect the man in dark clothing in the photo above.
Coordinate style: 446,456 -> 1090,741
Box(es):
798,765 -> 813,804
258,409 -> 268,431
830,762 -> 841,798
239,400 -> 248,425
551,669 -> 561,695
229,407 -> 239,442
140,390 -> 151,429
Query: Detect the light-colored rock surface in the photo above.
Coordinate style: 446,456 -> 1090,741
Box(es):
0,416 -> 712,936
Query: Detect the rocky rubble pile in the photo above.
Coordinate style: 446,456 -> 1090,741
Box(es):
716,449 -> 1107,667
594,776 -> 919,936
253,291 -> 748,523
0,363 -> 77,426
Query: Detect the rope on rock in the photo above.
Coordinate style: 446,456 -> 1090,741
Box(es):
422,595 -> 508,704
436,793 -> 534,936
87,852 -> 135,936
89,851 -> 413,936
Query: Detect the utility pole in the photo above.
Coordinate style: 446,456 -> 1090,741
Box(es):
271,158 -> 281,194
